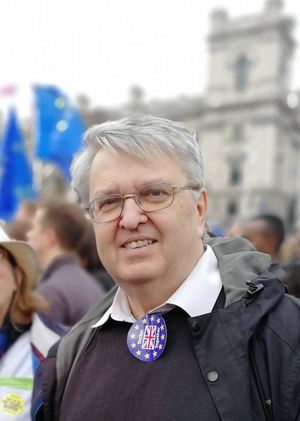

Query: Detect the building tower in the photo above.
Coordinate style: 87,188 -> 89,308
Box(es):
198,0 -> 300,230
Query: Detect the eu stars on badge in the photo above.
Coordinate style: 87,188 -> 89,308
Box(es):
127,314 -> 167,362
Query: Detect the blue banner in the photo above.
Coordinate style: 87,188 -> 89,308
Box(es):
34,85 -> 85,181
0,108 -> 37,222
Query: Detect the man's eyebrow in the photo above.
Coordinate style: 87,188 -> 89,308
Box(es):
92,188 -> 116,197
92,178 -> 171,197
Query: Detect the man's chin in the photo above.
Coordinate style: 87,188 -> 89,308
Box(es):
114,270 -> 159,288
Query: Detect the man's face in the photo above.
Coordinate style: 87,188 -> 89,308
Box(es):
89,148 -> 207,293
243,220 -> 271,254
27,209 -> 49,261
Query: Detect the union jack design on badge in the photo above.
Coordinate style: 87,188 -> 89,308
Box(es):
127,314 -> 167,362
142,325 -> 156,350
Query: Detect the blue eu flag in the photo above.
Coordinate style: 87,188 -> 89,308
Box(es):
34,85 -> 85,181
0,108 -> 38,222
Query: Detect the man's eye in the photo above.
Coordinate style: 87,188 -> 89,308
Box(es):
95,197 -> 119,210
101,198 -> 118,207
142,188 -> 169,199
149,189 -> 164,196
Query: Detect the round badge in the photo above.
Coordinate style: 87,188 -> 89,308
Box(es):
0,393 -> 24,416
127,314 -> 167,362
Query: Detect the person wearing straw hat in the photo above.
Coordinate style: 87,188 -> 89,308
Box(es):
0,223 -> 65,421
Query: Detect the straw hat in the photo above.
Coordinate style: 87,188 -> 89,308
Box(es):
0,223 -> 38,287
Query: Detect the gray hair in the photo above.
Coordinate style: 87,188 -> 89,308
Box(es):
71,115 -> 205,207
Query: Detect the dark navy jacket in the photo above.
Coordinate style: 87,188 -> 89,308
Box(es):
33,238 -> 300,420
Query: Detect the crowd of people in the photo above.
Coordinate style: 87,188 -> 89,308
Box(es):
0,115 -> 300,420
226,214 -> 300,296
0,199 -> 113,419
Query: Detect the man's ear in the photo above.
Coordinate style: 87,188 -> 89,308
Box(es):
197,188 -> 208,238
46,228 -> 58,247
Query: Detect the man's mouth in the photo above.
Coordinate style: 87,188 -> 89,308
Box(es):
123,240 -> 156,249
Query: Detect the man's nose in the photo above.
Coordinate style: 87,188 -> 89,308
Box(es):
118,196 -> 148,230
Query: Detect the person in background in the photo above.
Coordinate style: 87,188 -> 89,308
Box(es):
5,220 -> 33,242
76,219 -> 115,293
243,214 -> 285,263
0,224 -> 65,421
14,201 -> 37,225
27,199 -> 105,327
4,201 -> 38,242
283,229 -> 300,298
226,220 -> 243,238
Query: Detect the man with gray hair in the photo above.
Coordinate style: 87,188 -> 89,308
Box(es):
37,115 -> 300,421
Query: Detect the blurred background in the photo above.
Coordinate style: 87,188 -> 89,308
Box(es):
0,0 -> 300,235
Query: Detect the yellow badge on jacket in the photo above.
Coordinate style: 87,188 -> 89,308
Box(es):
0,393 -> 24,416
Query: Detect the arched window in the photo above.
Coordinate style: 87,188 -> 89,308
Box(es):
235,56 -> 249,91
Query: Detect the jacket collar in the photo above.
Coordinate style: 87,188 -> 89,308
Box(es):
205,237 -> 272,307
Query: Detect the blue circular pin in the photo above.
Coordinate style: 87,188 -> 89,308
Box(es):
127,314 -> 167,362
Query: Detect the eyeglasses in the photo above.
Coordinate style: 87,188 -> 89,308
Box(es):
89,182 -> 200,224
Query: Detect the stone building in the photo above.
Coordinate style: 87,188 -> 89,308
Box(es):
190,0 -> 300,231
88,0 -> 300,231
19,0 -> 300,230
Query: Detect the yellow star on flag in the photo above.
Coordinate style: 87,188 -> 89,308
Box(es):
131,343 -> 136,348
145,353 -> 150,359
134,325 -> 139,330
150,315 -> 155,322
130,333 -> 136,339
136,350 -> 141,356
153,351 -> 157,357
160,325 -> 164,330
159,344 -> 162,350
161,334 -> 165,340
156,318 -> 161,324
142,318 -> 147,324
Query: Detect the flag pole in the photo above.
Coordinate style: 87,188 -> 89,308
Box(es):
31,85 -> 44,196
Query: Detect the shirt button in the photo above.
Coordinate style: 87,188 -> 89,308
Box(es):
191,321 -> 201,332
207,371 -> 219,382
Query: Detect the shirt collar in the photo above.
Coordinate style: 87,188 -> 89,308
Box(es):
92,245 -> 222,328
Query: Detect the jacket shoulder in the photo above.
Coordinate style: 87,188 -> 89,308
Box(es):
66,284 -> 117,336
35,287 -> 117,420
262,293 -> 300,356
49,286 -> 117,419
57,284 -> 116,358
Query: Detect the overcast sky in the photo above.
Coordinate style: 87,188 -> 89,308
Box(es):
0,0 -> 299,115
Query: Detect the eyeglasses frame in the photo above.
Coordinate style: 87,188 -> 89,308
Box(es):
88,182 -> 201,224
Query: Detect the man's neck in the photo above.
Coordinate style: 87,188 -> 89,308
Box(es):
126,282 -> 178,320
125,250 -> 205,319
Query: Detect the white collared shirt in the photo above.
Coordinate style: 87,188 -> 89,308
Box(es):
92,245 -> 222,328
